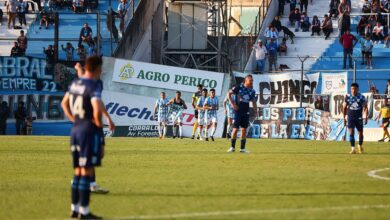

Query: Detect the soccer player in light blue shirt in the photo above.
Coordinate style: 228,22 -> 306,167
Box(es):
154,92 -> 170,139
204,89 -> 219,141
223,93 -> 236,139
196,88 -> 208,141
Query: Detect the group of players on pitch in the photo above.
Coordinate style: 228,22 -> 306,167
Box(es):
60,56 -> 389,219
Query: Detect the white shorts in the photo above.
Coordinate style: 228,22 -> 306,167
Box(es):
205,115 -> 218,125
158,115 -> 169,123
198,116 -> 205,126
170,112 -> 183,123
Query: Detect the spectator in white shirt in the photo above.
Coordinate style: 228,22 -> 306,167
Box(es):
372,22 -> 384,43
253,39 -> 268,74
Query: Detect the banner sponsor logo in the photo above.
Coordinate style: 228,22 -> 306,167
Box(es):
112,59 -> 225,95
321,72 -> 347,95
330,93 -> 372,119
234,72 -> 319,107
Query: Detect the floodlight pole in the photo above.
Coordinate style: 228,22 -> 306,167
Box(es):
298,55 -> 310,108
353,58 -> 357,83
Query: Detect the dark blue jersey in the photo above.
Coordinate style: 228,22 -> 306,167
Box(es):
96,79 -> 103,93
68,78 -> 102,126
232,83 -> 256,114
344,93 -> 366,120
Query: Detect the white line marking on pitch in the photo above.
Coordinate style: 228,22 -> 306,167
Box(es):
111,204 -> 390,220
367,168 -> 390,181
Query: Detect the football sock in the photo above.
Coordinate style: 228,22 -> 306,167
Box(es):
90,173 -> 96,185
385,130 -> 390,139
349,135 -> 355,148
79,176 -> 91,213
211,126 -> 216,137
205,128 -> 209,138
241,139 -> 246,149
227,124 -> 231,136
158,124 -> 162,137
163,126 -> 167,137
231,139 -> 236,148
359,135 -> 363,146
172,125 -> 177,137
199,127 -> 203,138
71,175 -> 80,211
179,125 -> 183,137
192,122 -> 198,136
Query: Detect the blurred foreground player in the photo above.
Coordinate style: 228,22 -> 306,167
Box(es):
75,62 -> 115,194
227,75 -> 257,153
343,83 -> 368,154
62,56 -> 105,219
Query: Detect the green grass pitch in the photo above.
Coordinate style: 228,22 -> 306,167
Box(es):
1,136 -> 390,219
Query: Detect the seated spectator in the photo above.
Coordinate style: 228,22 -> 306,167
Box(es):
73,0 -> 84,13
61,42 -> 75,61
329,0 -> 340,18
77,44 -> 86,61
300,12 -> 310,32
43,45 -> 55,64
17,30 -> 27,56
278,38 -> 288,56
372,21 -> 385,43
367,15 -> 377,28
17,0 -> 27,26
10,42 -> 21,56
365,23 -> 373,37
311,15 -> 321,36
289,8 -> 301,32
39,9 -> 50,29
321,14 -> 333,40
339,11 -> 351,36
78,22 -> 93,46
271,16 -> 282,32
265,26 -> 279,44
371,1 -> 380,13
357,16 -> 368,36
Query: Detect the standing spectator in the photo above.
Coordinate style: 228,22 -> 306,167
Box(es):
0,101 -> 10,135
363,34 -> 374,69
107,8 -> 119,42
77,44 -> 86,61
358,34 -> 366,65
10,42 -> 20,56
39,9 -> 50,29
0,8 -> 3,26
17,0 -> 27,26
32,0 -> 42,11
271,16 -> 282,32
265,26 -> 279,44
118,0 -> 129,33
43,45 -> 55,64
300,0 -> 308,13
339,29 -> 358,69
321,14 -> 333,40
17,30 -> 27,56
338,0 -> 350,16
252,39 -> 267,74
61,42 -> 75,61
290,0 -> 297,12
6,0 -> 18,29
311,15 -> 321,36
78,22 -> 93,46
362,0 -> 371,13
372,22 -> 385,43
339,11 -> 351,36
14,101 -> 27,135
278,0 -> 285,16
267,39 -> 278,72
329,0 -> 340,18
289,8 -> 301,32
385,80 -> 390,100
356,16 -> 368,36
365,23 -> 373,38
384,0 -> 390,13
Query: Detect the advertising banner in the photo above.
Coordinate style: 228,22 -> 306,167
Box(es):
250,107 -> 346,141
321,72 -> 347,95
102,91 -> 225,137
0,56 -> 76,92
112,58 -> 225,95
234,72 -> 320,108
330,93 -> 373,119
